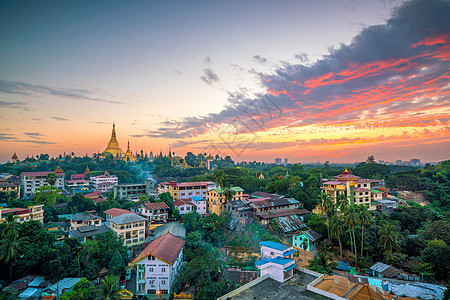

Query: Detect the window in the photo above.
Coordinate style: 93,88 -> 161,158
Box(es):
148,289 -> 156,294
161,268 -> 166,272
149,267 -> 154,272
162,280 -> 166,284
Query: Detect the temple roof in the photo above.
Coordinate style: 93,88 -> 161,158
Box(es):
103,122 -> 125,157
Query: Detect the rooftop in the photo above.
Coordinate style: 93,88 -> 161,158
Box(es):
142,201 -> 170,210
223,270 -> 327,300
148,222 -> 186,241
104,208 -> 136,217
69,225 -> 111,238
259,241 -> 291,251
212,186 -> 244,193
109,213 -> 146,225
131,233 -> 185,265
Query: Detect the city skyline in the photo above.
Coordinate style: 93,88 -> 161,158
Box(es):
1,0 -> 449,163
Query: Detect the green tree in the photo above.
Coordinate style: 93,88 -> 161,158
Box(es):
2,213 -> 21,234
108,250 -> 126,277
378,223 -> 401,252
158,192 -> 174,215
213,170 -> 225,188
420,220 -> 450,245
222,186 -> 236,203
358,205 -> 371,257
0,229 -> 29,279
99,275 -> 121,300
319,192 -> 333,239
172,208 -> 180,220
61,278 -> 98,300
329,215 -> 344,258
46,173 -> 57,187
308,251 -> 337,275
345,205 -> 360,257
421,239 -> 450,281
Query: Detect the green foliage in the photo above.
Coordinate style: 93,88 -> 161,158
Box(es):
46,173 -> 57,187
419,220 -> 450,245
157,192 -> 174,215
308,251 -> 337,274
99,275 -> 121,300
421,239 -> 450,281
60,278 -> 98,300
383,251 -> 407,268
68,194 -> 96,213
32,185 -> 64,206
390,206 -> 437,233
108,250 -> 126,277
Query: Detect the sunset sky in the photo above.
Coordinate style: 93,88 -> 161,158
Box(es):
0,0 -> 449,163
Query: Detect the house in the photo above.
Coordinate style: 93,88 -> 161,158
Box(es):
249,192 -> 303,220
41,278 -> 82,298
160,181 -> 216,199
255,241 -> 296,283
65,174 -> 89,191
292,229 -> 322,251
69,225 -> 112,243
0,182 -> 20,198
104,208 -> 137,220
113,179 -> 156,201
174,199 -> 196,215
207,186 -> 244,215
0,204 -> 44,224
108,213 -> 147,246
130,233 -> 185,296
89,171 -> 118,193
190,196 -> 207,215
225,199 -> 253,228
132,201 -> 169,222
68,212 -> 104,230
46,221 -> 70,242
369,262 -> 404,278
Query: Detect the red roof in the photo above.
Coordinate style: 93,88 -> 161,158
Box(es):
70,174 -> 85,180
104,208 -> 136,217
174,199 -> 196,207
22,171 -> 63,176
177,181 -> 214,187
2,207 -> 29,214
84,191 -> 102,198
142,202 -> 169,210
131,233 -> 185,265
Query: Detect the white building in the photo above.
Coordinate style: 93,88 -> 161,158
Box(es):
89,171 -> 118,192
65,174 -> 89,191
131,233 -> 185,296
174,199 -> 196,215
190,196 -> 207,215
108,213 -> 147,246
159,181 -> 217,199
21,169 -> 65,197
132,202 -> 170,222
255,241 -> 296,282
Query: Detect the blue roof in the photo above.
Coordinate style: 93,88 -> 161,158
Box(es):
283,249 -> 296,256
259,241 -> 290,251
270,257 -> 294,265
255,259 -> 270,266
191,196 -> 205,201
284,264 -> 296,272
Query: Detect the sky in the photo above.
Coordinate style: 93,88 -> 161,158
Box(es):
0,0 -> 449,164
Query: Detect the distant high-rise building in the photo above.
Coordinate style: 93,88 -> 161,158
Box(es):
275,158 -> 282,165
284,158 -> 288,166
410,158 -> 421,165
396,160 -> 402,165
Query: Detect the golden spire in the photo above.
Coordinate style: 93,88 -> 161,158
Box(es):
12,152 -> 18,161
123,140 -> 135,162
103,122 -> 125,158
54,165 -> 63,173
85,164 -> 90,174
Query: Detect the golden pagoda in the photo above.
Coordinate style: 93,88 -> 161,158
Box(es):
11,152 -> 18,163
258,172 -> 265,179
103,122 -> 125,158
123,141 -> 135,162
54,165 -> 63,173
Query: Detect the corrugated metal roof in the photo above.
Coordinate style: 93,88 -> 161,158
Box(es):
370,262 -> 390,273
275,214 -> 307,233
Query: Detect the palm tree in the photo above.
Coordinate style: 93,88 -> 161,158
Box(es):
378,223 -> 401,253
222,185 -> 236,203
2,213 -> 21,234
319,192 -> 333,239
358,205 -> 371,257
345,205 -> 360,257
308,251 -> 336,275
329,215 -> 344,258
46,172 -> 57,188
0,229 -> 29,279
213,170 -> 225,188
99,275 -> 121,300
336,192 -> 348,213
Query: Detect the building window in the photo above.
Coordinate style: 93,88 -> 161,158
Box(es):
149,267 -> 153,272
148,289 -> 156,294
161,268 -> 166,272
162,280 -> 166,285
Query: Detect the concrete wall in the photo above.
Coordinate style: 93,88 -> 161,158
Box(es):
217,274 -> 270,300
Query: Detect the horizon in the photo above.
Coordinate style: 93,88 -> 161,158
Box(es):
1,0 -> 449,164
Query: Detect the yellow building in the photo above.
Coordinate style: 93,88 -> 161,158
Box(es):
207,187 -> 244,215
109,213 -> 147,246
0,182 -> 20,198
321,169 -> 385,210
0,204 -> 44,224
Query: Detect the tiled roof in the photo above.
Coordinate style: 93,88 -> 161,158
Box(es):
142,201 -> 169,210
174,199 -> 196,207
258,208 -> 310,219
131,233 -> 185,265
109,213 -> 146,225
301,229 -> 322,242
22,171 -> 64,176
104,208 -> 136,217
177,181 -> 214,187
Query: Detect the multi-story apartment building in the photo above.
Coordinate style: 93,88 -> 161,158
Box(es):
65,174 -> 89,191
206,186 -> 244,215
104,208 -> 137,220
108,213 -> 146,246
159,181 -> 216,199
89,171 -> 118,193
20,168 -> 65,197
113,179 -> 155,200
0,182 -> 20,198
0,204 -> 44,224
132,202 -> 169,222
131,233 -> 185,296
321,168 -> 385,210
